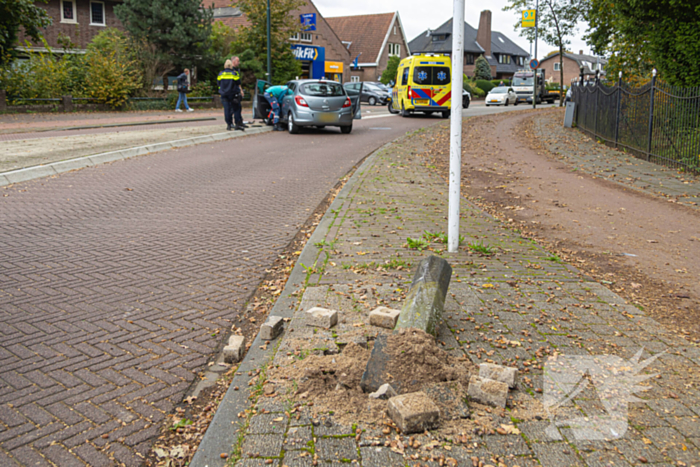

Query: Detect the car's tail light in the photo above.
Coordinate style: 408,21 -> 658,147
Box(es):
342,98 -> 352,108
294,95 -> 308,107
407,86 -> 412,98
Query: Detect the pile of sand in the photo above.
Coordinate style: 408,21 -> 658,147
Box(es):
268,328 -> 475,426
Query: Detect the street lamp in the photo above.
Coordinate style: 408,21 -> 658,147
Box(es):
266,0 -> 271,82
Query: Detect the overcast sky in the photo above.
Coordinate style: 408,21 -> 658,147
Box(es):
313,0 -> 592,60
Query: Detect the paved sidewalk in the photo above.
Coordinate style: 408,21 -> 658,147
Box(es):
208,124 -> 700,467
0,121 -> 265,173
0,109 -> 245,134
533,110 -> 700,208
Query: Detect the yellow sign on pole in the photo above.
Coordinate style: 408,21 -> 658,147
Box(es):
522,10 -> 536,27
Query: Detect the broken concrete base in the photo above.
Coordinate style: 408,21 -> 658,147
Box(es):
260,315 -> 284,340
369,383 -> 397,400
223,335 -> 246,363
479,363 -> 518,388
467,375 -> 509,408
387,391 -> 440,434
369,306 -> 401,329
305,307 -> 338,329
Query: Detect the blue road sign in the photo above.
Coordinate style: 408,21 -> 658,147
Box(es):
530,59 -> 539,69
300,13 -> 316,31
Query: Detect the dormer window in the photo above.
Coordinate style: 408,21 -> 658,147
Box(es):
432,34 -> 447,42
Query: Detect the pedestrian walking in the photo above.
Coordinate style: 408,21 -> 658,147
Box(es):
175,69 -> 194,112
218,59 -> 244,131
263,84 -> 288,131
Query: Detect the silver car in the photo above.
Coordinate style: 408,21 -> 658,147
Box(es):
280,80 -> 362,134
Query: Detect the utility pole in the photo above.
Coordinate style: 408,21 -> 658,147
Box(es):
448,0 -> 465,253
266,0 -> 272,82
532,0 -> 539,109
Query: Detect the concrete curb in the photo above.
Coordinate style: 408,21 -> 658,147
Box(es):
190,138 -> 396,467
0,126 -> 271,187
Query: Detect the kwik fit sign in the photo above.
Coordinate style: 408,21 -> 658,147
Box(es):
291,45 -> 325,79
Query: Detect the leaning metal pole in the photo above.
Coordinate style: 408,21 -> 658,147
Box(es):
448,0 -> 465,253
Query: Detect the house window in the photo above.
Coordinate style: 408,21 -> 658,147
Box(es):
432,34 -> 446,42
90,2 -> 105,26
465,53 -> 474,65
289,32 -> 299,41
498,54 -> 511,64
300,32 -> 312,42
60,0 -> 77,23
388,43 -> 400,57
553,62 -> 561,71
518,56 -> 524,66
394,26 -> 397,35
351,75 -> 360,83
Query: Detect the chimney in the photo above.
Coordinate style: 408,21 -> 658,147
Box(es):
477,10 -> 492,57
579,50 -> 583,55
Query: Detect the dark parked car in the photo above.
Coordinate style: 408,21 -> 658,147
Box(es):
344,82 -> 390,106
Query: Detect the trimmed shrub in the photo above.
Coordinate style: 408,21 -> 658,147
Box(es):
476,80 -> 495,94
474,55 -> 492,80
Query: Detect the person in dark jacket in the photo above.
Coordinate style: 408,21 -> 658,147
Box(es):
175,69 -> 193,112
217,58 -> 245,131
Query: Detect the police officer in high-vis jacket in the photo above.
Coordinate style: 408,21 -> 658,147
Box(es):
217,58 -> 245,131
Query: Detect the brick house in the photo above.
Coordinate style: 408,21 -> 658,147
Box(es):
18,0 -> 124,53
409,10 -> 529,80
325,12 -> 410,83
538,51 -> 607,85
209,0 -> 351,83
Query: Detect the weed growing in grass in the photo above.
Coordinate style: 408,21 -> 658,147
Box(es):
406,237 -> 430,251
468,241 -> 494,255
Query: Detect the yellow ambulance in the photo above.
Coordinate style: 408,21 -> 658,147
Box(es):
390,54 -> 452,118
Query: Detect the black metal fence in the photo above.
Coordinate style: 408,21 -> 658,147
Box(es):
571,75 -> 700,173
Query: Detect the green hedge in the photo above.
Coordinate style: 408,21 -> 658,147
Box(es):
464,81 -> 485,97
491,79 -> 510,86
475,80 -> 495,94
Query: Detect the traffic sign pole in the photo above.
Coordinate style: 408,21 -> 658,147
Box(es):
533,0 -> 539,109
448,0 -> 464,254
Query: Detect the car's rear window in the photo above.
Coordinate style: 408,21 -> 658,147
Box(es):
412,66 -> 451,85
300,82 -> 345,96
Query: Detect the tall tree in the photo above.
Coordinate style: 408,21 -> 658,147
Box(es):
380,55 -> 400,85
0,0 -> 52,64
115,0 -> 213,75
233,0 -> 304,84
504,0 -> 586,105
585,0 -> 700,86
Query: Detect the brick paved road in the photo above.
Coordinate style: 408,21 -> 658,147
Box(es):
0,114 -> 449,466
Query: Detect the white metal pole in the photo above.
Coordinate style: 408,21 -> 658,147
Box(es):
448,0 -> 465,253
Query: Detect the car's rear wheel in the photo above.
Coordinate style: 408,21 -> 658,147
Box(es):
368,96 -> 377,106
463,97 -> 470,109
401,102 -> 410,118
441,110 -> 450,119
340,125 -> 352,134
505,99 -> 509,106
287,112 -> 300,134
